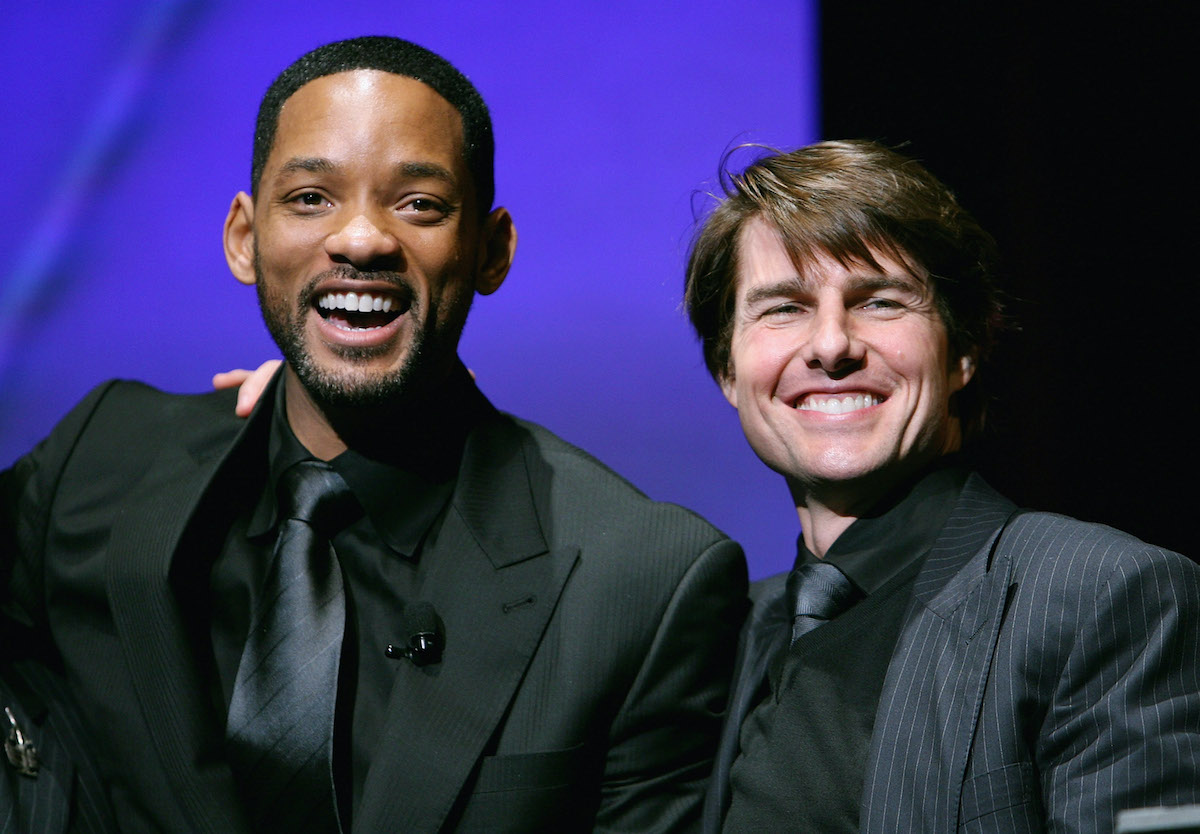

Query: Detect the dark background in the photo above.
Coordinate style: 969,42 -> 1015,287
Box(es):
821,3 -> 1194,557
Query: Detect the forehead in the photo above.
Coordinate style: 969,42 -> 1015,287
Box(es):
735,218 -> 926,295
266,69 -> 466,177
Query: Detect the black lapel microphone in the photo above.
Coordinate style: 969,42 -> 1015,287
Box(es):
386,601 -> 444,666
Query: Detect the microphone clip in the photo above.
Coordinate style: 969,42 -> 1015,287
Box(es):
386,632 -> 442,666
386,602 -> 444,666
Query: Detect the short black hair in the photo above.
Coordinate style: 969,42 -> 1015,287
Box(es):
251,36 -> 495,215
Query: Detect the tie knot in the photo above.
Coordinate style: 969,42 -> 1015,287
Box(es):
277,460 -> 356,532
787,561 -> 857,621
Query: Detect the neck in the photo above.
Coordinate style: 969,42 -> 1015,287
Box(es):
283,370 -> 349,460
282,365 -> 465,464
790,457 -> 945,558
792,488 -> 874,558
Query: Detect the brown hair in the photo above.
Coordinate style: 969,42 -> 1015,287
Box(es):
684,139 -> 1003,438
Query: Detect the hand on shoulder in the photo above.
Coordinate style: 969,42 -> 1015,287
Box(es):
212,360 -> 281,417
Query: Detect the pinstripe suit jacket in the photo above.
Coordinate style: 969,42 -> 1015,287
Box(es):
706,472 -> 1200,833
0,661 -> 117,834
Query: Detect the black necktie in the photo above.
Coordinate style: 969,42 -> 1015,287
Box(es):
786,561 -> 858,644
226,460 -> 354,833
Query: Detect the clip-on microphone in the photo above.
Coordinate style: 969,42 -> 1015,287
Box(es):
386,601 -> 443,666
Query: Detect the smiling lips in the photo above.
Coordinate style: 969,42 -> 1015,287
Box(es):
315,289 -> 408,331
794,393 -> 884,414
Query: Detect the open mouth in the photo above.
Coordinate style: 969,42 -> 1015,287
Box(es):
793,393 -> 884,414
315,289 -> 410,331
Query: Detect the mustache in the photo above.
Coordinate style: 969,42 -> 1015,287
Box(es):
297,265 -> 415,309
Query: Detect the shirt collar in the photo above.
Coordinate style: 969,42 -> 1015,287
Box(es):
795,460 -> 969,594
248,362 -> 491,558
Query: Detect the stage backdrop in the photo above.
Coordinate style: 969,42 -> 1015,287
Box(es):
1,1 -> 817,579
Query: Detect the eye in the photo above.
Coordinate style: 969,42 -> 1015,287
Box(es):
399,195 -> 452,223
285,191 -> 332,212
858,295 -> 916,317
764,301 -> 805,317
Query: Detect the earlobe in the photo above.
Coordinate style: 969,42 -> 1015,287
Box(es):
224,192 -> 257,286
474,207 -> 517,295
719,371 -> 738,409
952,353 -> 976,391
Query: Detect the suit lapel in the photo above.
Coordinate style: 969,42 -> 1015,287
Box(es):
354,416 -> 577,833
106,380 -> 278,834
861,474 -> 1017,832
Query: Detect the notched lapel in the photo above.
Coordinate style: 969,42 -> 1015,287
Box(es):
355,416 -> 577,832
450,416 -> 549,567
910,474 -> 1018,624
862,475 -> 1019,833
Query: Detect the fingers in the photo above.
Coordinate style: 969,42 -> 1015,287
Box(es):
212,369 -> 254,389
212,360 -> 282,417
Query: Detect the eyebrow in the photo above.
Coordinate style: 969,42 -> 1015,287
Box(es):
274,157 -> 457,186
276,157 -> 339,178
396,161 -> 457,185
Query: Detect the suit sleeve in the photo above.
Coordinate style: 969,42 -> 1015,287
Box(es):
1038,543 -> 1200,831
2,381 -> 119,640
593,536 -> 748,833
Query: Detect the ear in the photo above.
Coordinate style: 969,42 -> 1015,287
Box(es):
224,192 -> 257,286
719,368 -> 738,409
949,351 -> 976,392
474,207 -> 517,295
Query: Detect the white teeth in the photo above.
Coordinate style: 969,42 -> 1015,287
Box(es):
316,291 -> 400,314
795,394 -> 881,414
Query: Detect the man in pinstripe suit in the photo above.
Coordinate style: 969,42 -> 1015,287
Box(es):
690,140 -> 1200,832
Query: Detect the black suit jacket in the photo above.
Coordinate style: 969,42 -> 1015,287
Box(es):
706,473 -> 1200,833
2,376 -> 747,832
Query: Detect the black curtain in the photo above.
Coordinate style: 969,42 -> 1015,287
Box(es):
820,3 -> 1194,556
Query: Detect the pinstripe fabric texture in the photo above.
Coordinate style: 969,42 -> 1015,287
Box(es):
710,472 -> 1200,833
863,477 -> 1200,832
1,662 -> 117,834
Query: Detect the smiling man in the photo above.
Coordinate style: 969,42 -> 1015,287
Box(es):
1,37 -> 745,832
689,140 -> 1200,832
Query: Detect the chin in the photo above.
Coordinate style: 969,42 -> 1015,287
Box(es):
292,353 -> 419,409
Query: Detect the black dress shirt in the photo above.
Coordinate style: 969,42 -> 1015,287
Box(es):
724,463 -> 969,832
210,364 -> 492,824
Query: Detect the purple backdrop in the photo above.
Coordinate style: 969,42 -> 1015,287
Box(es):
1,1 -> 817,578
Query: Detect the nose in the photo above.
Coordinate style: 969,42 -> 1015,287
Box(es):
323,210 -> 403,269
804,305 -> 863,375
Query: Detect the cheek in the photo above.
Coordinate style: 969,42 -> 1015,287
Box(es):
879,328 -> 951,386
730,331 -> 794,394
257,230 -> 320,274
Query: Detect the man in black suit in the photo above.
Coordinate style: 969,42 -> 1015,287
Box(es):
1,36 -> 745,832
689,140 -> 1200,832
